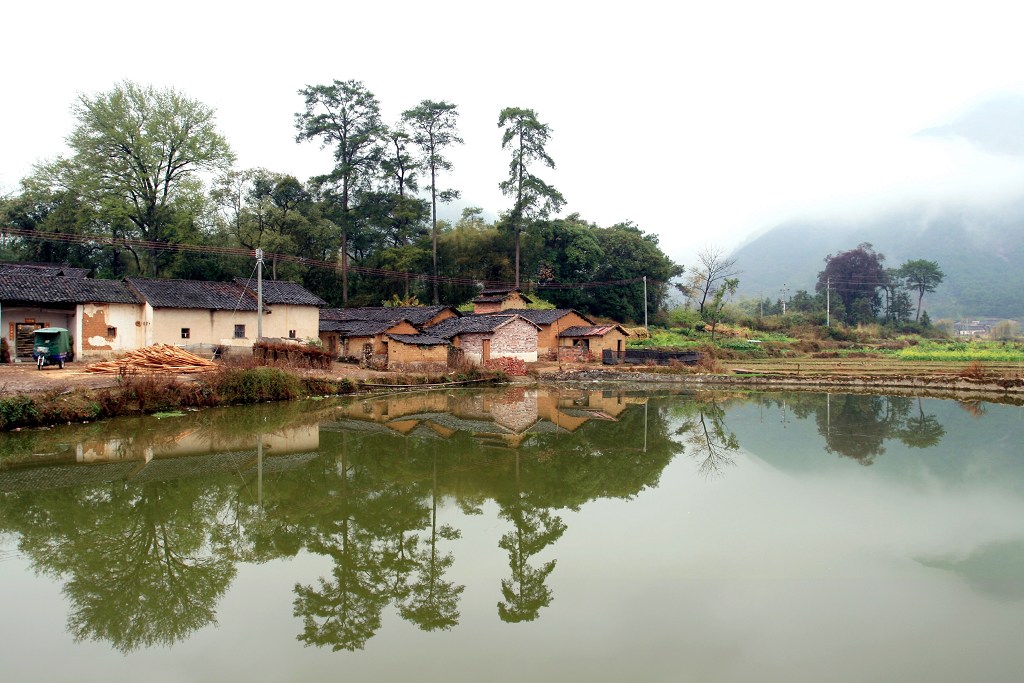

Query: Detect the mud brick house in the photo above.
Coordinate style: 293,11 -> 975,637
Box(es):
0,273 -> 142,361
470,288 -> 533,314
319,318 -> 419,362
385,333 -> 450,372
425,314 -> 540,364
127,278 -> 324,351
557,324 -> 629,361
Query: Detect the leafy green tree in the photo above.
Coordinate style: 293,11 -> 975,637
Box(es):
403,100 -> 463,304
498,107 -> 566,288
816,243 -> 887,325
897,259 -> 944,322
295,80 -> 385,304
590,222 -> 683,323
38,81 -> 234,276
534,214 -> 604,311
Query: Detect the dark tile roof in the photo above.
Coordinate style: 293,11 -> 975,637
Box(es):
560,325 -> 624,338
233,278 -> 326,306
128,278 -> 258,310
0,262 -> 90,278
425,314 -> 540,339
387,333 -> 449,346
0,274 -> 139,304
474,308 -> 594,325
333,319 -> 409,337
321,305 -> 458,326
472,288 -> 533,304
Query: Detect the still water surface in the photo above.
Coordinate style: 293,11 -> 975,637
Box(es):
1,388 -> 1023,682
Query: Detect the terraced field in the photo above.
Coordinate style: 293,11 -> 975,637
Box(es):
725,357 -> 1024,378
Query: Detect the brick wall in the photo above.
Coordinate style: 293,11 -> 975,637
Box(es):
490,317 -> 538,361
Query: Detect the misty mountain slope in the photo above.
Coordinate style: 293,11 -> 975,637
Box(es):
732,199 -> 1024,319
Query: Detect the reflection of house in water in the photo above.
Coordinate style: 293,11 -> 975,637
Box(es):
0,424 -> 320,493
324,387 -> 648,450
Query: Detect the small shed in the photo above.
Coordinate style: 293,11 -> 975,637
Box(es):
558,324 -> 629,361
320,318 -> 419,362
386,333 -> 450,372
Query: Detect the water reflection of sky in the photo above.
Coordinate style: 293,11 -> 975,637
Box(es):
1,390 -> 1023,682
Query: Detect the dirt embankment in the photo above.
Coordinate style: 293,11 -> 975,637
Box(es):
3,358 -> 1023,403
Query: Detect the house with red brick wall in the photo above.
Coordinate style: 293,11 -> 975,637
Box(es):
474,308 -> 594,359
425,313 -> 540,364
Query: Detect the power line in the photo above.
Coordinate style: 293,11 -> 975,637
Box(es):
0,225 -> 647,291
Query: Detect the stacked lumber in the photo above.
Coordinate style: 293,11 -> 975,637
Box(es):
85,344 -> 217,374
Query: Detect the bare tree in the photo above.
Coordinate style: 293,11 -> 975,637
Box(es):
685,247 -> 740,315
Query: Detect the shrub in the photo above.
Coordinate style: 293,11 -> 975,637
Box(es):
207,367 -> 302,404
0,396 -> 38,429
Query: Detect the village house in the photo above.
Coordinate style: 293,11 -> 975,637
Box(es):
319,318 -> 419,363
425,313 -> 540,364
0,273 -> 143,361
385,333 -> 451,372
477,308 -> 595,359
557,324 -> 630,361
470,288 -> 533,314
126,278 -> 324,352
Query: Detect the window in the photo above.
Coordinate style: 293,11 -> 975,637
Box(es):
181,328 -> 190,339
106,326 -> 117,339
234,324 -> 246,339
289,329 -> 296,339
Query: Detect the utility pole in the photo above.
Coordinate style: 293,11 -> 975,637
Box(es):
256,248 -> 264,340
781,283 -> 789,315
643,276 -> 648,329
826,276 -> 830,327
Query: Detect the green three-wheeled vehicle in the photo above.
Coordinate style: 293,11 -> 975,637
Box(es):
32,327 -> 71,370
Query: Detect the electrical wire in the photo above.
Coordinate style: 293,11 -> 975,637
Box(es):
0,225 -> 649,291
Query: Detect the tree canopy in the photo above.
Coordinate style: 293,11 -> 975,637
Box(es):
0,79 -> 689,322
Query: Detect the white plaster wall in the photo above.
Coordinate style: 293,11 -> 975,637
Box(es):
148,305 -> 320,348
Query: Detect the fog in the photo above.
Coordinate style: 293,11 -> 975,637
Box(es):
4,1 -> 1024,269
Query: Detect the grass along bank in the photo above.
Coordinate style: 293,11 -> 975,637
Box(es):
0,364 -> 505,432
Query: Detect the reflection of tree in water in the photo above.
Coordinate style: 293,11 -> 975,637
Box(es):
400,452 -> 465,631
0,481 -> 237,653
898,398 -> 947,449
672,397 -> 739,478
292,440 -> 428,651
0,389 -> 682,652
760,393 -> 946,465
497,453 -> 566,623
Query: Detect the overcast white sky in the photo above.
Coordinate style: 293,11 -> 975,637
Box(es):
5,0 -> 1024,267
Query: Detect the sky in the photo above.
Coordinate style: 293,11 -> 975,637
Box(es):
5,0 -> 1024,268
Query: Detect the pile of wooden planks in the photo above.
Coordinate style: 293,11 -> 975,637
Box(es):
85,344 -> 218,374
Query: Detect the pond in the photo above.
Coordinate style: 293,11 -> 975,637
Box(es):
1,387 -> 1023,682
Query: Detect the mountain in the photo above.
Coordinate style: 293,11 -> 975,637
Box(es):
731,198 -> 1024,320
